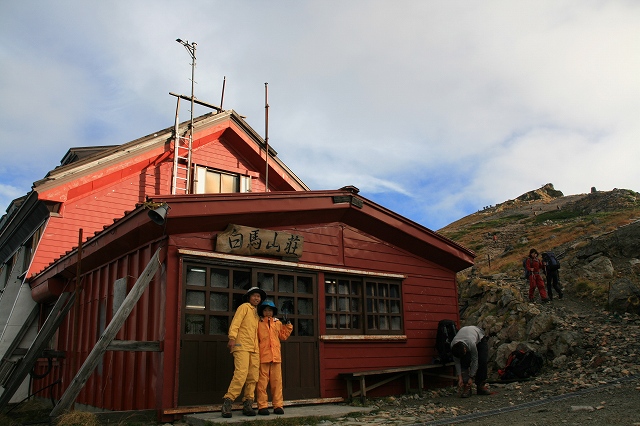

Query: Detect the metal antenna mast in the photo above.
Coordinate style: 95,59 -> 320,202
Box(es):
172,38 -> 197,194
264,82 -> 269,192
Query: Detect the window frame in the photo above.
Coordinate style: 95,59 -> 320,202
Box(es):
192,165 -> 251,194
324,275 -> 403,336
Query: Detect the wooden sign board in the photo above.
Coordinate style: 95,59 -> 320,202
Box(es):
215,224 -> 304,259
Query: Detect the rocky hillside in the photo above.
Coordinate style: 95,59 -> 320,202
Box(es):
438,184 -> 640,378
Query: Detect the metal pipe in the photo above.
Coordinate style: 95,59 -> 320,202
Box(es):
265,82 -> 269,192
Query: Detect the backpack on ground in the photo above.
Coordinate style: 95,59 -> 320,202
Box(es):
498,349 -> 544,381
435,319 -> 458,364
522,257 -> 530,280
542,252 -> 560,271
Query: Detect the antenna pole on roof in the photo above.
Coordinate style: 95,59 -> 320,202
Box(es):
220,76 -> 226,111
176,38 -> 197,193
264,82 -> 269,192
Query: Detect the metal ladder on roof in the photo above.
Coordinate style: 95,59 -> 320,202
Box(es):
171,99 -> 193,195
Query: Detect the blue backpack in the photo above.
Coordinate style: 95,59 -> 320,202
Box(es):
542,252 -> 560,271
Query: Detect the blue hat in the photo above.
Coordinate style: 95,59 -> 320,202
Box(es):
258,300 -> 277,316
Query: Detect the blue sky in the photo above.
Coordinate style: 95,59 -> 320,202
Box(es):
1,1 -> 638,230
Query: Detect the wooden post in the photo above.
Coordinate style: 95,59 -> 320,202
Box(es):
49,247 -> 162,418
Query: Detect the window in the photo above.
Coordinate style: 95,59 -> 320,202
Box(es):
182,262 -> 316,338
325,276 -> 403,335
193,166 -> 251,194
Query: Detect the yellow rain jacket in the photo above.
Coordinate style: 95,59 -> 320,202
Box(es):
228,302 -> 259,353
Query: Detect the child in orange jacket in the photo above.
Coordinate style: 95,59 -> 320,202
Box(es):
256,300 -> 293,415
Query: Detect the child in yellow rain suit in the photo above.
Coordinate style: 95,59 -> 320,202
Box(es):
256,300 -> 293,415
221,286 -> 266,418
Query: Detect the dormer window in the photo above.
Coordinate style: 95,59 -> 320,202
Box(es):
193,166 -> 251,194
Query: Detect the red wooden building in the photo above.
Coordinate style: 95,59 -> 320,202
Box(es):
29,188 -> 472,421
0,108 -> 473,422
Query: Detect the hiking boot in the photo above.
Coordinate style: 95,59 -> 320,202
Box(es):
528,298 -> 535,303
274,407 -> 285,415
559,293 -> 564,299
477,384 -> 491,395
242,399 -> 256,416
258,408 -> 270,416
461,384 -> 472,398
541,298 -> 550,303
221,398 -> 232,418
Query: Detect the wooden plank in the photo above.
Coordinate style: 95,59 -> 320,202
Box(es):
49,247 -> 162,418
106,340 -> 162,352
342,363 -> 453,377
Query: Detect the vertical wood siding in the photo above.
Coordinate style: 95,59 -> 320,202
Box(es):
290,224 -> 459,398
33,244 -> 165,411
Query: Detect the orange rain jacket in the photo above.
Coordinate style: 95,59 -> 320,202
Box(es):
257,317 -> 293,363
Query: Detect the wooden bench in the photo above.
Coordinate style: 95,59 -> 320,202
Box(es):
340,362 -> 455,402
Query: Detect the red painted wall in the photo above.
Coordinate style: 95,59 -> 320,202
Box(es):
32,218 -> 460,418
32,243 -> 166,412
30,123 -> 298,278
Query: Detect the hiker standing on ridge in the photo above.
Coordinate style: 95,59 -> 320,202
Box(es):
526,249 -> 549,303
542,252 -> 564,300
450,326 -> 490,397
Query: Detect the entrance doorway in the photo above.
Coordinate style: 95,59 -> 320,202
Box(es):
178,261 -> 319,406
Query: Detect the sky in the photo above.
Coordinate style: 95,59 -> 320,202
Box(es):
0,1 -> 638,231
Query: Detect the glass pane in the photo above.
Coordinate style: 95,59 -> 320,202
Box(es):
338,280 -> 349,294
210,316 -> 229,335
297,276 -> 313,294
378,300 -> 388,313
338,297 -> 349,312
326,296 -> 336,311
366,282 -> 376,296
351,315 -> 360,328
279,275 -> 294,293
186,266 -> 206,287
379,316 -> 390,330
232,293 -> 244,310
279,297 -> 294,316
220,173 -> 238,193
326,314 -> 337,329
210,268 -> 229,288
210,292 -> 228,311
378,283 -> 388,297
205,171 -> 221,193
391,316 -> 402,330
367,315 -> 377,330
298,298 -> 313,315
350,283 -> 359,295
258,272 -> 275,292
367,298 -> 376,313
233,270 -> 251,290
350,298 -> 360,312
390,284 -> 400,299
186,290 -> 205,310
326,280 -> 337,294
339,314 -> 350,328
298,319 -> 314,336
185,314 -> 205,334
390,300 -> 401,313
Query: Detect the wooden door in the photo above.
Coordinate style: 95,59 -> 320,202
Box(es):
178,262 -> 319,406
